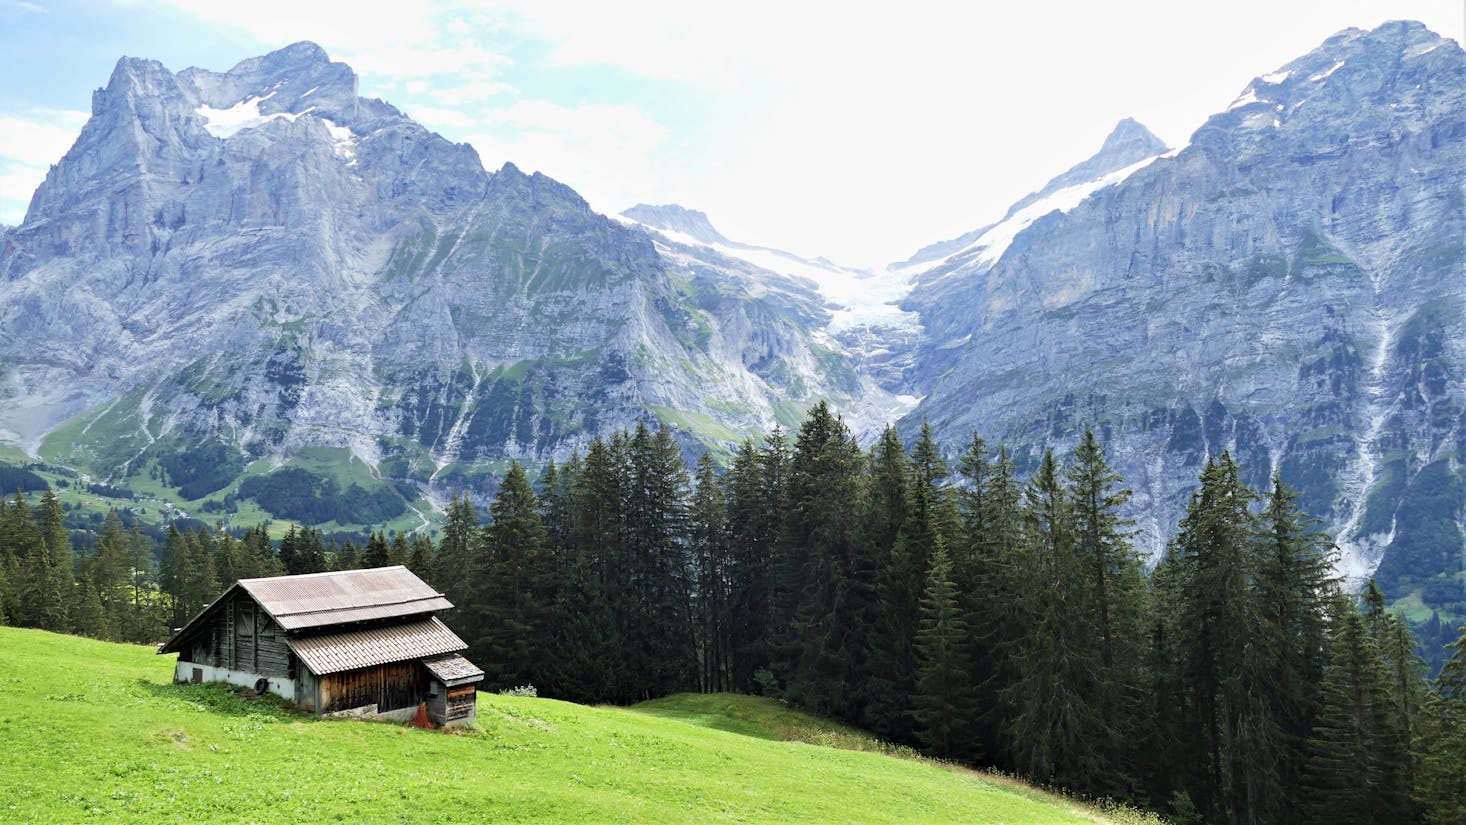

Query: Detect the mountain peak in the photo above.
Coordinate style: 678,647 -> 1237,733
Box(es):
177,40 -> 359,125
1099,117 -> 1168,158
622,203 -> 731,246
1004,118 -> 1169,217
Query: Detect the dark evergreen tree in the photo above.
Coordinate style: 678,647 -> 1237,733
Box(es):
690,452 -> 731,692
475,462 -> 550,690
1303,608 -> 1412,824
955,438 -> 1024,763
782,401 -> 873,721
16,491 -> 72,633
1168,453 -> 1274,824
364,530 -> 390,568
388,533 -> 411,566
1065,428 -> 1147,797
863,425 -> 915,740
333,539 -> 360,571
433,494 -> 481,606
1003,449 -> 1102,791
1252,475 -> 1338,813
570,437 -> 629,699
623,423 -> 696,699
1414,624 -> 1466,825
913,541 -> 973,758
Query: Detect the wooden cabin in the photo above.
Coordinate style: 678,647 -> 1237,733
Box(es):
159,566 -> 483,727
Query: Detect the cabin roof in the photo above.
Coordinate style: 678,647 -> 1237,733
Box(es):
238,566 -> 453,631
422,653 -> 486,686
159,566 -> 454,655
288,616 -> 468,675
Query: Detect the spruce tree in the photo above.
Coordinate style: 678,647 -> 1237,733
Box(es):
723,439 -> 768,692
1252,475 -> 1337,812
624,424 -> 695,698
1064,427 -> 1146,796
475,462 -> 550,690
364,530 -> 390,568
913,540 -> 974,758
690,452 -> 731,692
571,437 -> 630,699
388,532 -> 410,566
1414,624 -> 1466,824
434,494 -> 481,604
1003,449 -> 1103,791
1169,452 -> 1271,823
1303,608 -> 1411,824
863,426 -> 915,740
783,402 -> 873,721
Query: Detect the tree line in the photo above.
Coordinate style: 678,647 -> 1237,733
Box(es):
417,404 -> 1464,825
0,401 -> 1461,823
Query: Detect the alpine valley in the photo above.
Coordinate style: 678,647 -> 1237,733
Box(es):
0,19 -> 1461,632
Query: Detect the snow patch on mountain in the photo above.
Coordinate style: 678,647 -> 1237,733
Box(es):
617,212 -> 923,337
196,92 -> 313,138
933,151 -> 1168,280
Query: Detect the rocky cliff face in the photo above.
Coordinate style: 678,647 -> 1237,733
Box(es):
900,22 -> 1465,598
0,21 -> 1460,613
0,43 -> 867,507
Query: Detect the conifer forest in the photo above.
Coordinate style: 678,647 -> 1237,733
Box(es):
1,402 -> 1462,825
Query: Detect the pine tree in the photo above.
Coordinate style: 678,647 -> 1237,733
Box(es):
1065,427 -> 1147,797
1169,453 -> 1270,824
1303,608 -> 1411,824
333,540 -> 360,571
783,402 -> 874,721
12,491 -> 72,633
913,541 -> 973,758
475,462 -> 551,690
364,530 -> 390,568
1003,449 -> 1103,791
624,423 -> 695,699
1414,624 -> 1466,824
689,452 -> 732,692
182,530 -> 218,622
388,532 -> 410,566
863,426 -> 915,740
34,491 -> 74,632
956,439 -> 1024,763
434,494 -> 480,606
159,525 -> 190,626
408,533 -> 435,577
571,437 -> 631,699
1252,475 -> 1338,813
89,511 -> 133,641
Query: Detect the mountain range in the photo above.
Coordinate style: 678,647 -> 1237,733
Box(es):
0,22 -> 1460,622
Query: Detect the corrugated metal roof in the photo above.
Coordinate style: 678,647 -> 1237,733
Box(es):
288,617 -> 467,675
239,566 -> 453,631
422,653 -> 485,686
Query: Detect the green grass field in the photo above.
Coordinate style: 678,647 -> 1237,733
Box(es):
0,626 -> 1149,824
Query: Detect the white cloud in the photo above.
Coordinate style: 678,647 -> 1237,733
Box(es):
54,0 -> 1466,263
404,104 -> 480,131
465,100 -> 670,210
0,109 -> 89,225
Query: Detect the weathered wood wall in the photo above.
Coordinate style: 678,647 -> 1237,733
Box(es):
445,685 -> 475,722
319,661 -> 425,714
180,593 -> 292,678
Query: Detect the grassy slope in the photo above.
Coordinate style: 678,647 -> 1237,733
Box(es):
0,627 -> 1114,824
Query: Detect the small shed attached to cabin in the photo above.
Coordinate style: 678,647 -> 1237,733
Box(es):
159,566 -> 484,726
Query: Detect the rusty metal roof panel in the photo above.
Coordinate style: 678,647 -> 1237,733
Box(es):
238,566 -> 453,631
287,616 -> 467,675
422,653 -> 485,686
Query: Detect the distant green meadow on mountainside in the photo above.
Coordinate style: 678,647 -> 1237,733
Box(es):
0,627 -> 1158,825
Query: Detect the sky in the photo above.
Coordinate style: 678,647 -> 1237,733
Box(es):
0,1 -> 1461,268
